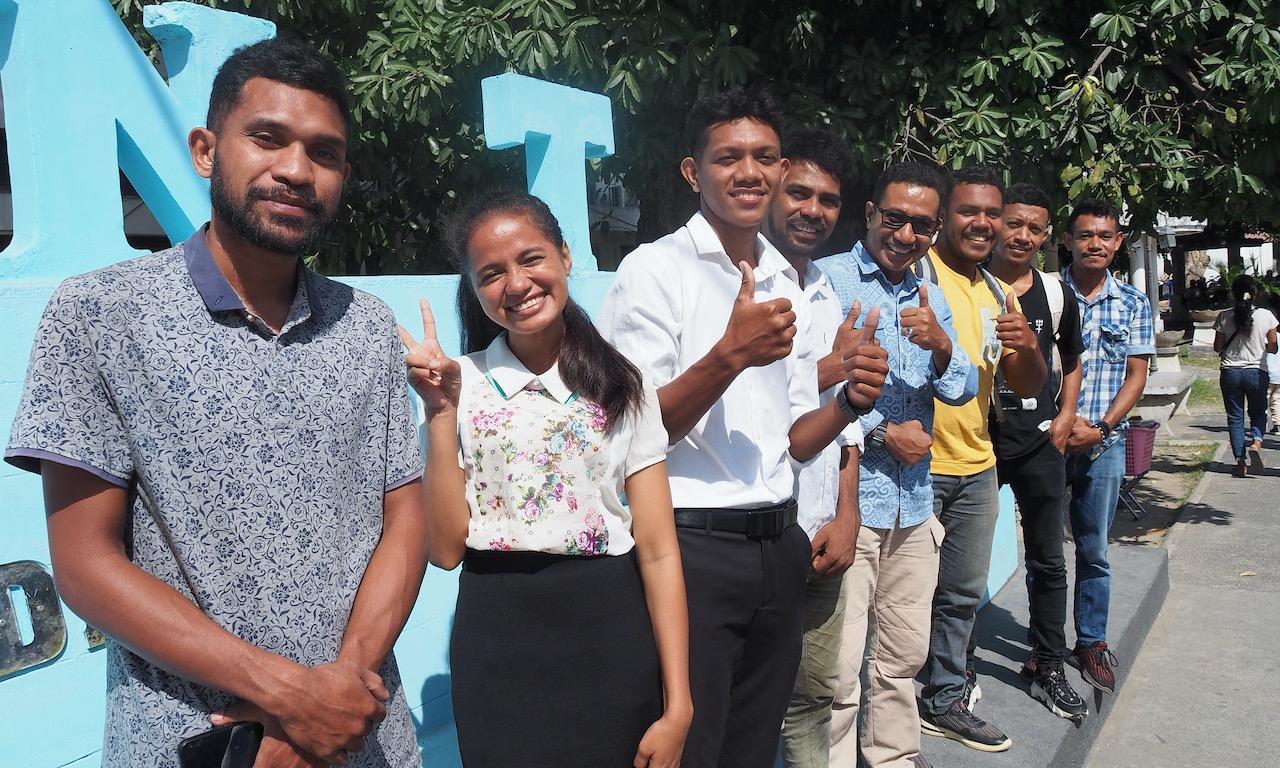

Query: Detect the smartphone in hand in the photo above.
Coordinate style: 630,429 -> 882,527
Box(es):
177,721 -> 264,768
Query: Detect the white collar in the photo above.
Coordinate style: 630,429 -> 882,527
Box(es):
685,212 -> 798,284
801,260 -> 833,299
483,334 -> 576,404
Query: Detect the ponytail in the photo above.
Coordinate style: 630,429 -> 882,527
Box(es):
1231,274 -> 1258,335
559,298 -> 644,431
449,190 -> 644,430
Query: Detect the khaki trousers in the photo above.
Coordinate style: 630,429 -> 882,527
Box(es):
780,570 -> 847,768
828,518 -> 944,768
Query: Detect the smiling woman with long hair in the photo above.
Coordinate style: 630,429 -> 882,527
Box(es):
398,190 -> 692,767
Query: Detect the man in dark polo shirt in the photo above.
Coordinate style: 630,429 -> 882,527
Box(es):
5,39 -> 427,767
986,183 -> 1087,721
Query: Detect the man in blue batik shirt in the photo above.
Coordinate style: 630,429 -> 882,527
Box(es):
815,162 -> 977,768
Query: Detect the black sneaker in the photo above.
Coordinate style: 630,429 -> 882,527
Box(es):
911,755 -> 934,768
919,699 -> 1012,752
1031,661 -> 1089,720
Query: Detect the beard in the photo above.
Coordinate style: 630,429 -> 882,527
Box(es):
209,161 -> 337,257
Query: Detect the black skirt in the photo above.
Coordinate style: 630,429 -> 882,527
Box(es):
451,548 -> 664,767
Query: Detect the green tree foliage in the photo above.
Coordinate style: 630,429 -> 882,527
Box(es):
113,0 -> 1280,273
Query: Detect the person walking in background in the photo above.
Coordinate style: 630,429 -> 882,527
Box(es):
401,192 -> 692,768
1267,342 -> 1280,434
1214,274 -> 1279,476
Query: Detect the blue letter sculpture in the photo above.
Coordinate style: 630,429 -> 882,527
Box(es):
482,72 -> 614,270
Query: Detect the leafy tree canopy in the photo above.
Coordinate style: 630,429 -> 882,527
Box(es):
113,0 -> 1280,273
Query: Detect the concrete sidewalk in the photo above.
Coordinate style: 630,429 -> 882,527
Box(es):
1087,427 -> 1280,768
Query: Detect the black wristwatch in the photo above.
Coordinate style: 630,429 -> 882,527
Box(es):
836,384 -> 874,421
1092,420 -> 1113,439
869,423 -> 889,445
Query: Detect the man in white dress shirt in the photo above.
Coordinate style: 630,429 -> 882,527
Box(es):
764,127 -> 865,768
599,88 -> 887,768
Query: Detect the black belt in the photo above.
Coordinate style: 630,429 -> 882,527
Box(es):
673,499 -> 797,537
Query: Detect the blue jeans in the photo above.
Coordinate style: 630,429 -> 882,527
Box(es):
1065,437 -> 1125,647
1221,367 -> 1269,461
920,467 -> 999,714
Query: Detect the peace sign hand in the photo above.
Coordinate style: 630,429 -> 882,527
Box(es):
398,298 -> 462,415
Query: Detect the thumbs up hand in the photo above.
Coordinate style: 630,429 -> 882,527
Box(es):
718,260 -> 798,369
898,282 -> 948,352
995,289 -> 1038,355
839,301 -> 889,412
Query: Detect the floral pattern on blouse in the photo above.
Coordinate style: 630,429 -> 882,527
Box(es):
467,379 -> 611,554
457,336 -> 669,557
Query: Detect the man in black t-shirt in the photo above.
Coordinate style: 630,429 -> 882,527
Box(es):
987,184 -> 1089,721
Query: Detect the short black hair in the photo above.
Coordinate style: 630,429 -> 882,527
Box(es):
207,37 -> 352,135
1004,183 -> 1052,214
685,86 -> 783,158
952,165 -> 1005,197
782,127 -> 855,197
1067,198 -> 1122,233
871,161 -> 952,213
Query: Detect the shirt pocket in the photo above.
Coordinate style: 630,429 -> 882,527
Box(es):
1100,323 -> 1130,363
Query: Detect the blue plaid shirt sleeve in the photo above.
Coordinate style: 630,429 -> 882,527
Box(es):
1128,292 -> 1156,356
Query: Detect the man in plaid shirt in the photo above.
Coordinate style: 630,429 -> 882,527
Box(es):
1057,199 -> 1155,696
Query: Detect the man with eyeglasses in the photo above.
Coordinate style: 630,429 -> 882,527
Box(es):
816,161 -> 976,768
915,167 -> 1045,755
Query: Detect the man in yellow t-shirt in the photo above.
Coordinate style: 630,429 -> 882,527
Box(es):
915,168 -> 1046,755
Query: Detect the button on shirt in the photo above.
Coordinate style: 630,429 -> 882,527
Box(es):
457,335 -> 668,555
787,261 -> 865,539
5,228 -> 424,768
597,212 -> 820,510
1061,268 -> 1155,449
816,243 -> 977,529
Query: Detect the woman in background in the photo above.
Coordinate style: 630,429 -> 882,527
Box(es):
1214,274 -> 1279,476
400,190 -> 691,767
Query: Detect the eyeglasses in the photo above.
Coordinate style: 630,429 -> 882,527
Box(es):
873,204 -> 942,237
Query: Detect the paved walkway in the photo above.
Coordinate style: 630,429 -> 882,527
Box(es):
1087,417 -> 1280,767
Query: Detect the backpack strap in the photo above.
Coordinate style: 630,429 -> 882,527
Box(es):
912,253 -> 938,284
1042,270 -> 1066,341
977,266 -> 1007,312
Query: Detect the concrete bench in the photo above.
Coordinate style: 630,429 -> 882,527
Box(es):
1136,371 -> 1197,427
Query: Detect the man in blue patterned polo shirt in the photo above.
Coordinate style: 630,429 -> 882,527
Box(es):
816,162 -> 976,768
1057,199 -> 1154,696
5,40 -> 427,767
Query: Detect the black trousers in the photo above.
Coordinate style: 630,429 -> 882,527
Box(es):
677,524 -> 811,768
997,438 -> 1070,663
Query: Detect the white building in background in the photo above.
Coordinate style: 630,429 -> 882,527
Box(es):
1155,212 -> 1276,277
